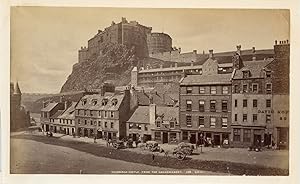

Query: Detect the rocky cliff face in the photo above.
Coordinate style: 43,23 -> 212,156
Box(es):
60,43 -> 171,93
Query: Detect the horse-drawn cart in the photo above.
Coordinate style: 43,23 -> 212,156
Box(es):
172,142 -> 194,160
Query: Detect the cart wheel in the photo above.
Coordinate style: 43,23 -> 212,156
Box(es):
176,152 -> 186,160
113,143 -> 118,149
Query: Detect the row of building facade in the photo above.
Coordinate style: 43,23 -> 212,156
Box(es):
41,40 -> 289,149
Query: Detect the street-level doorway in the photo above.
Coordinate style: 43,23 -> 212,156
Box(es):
108,132 -> 112,140
190,133 -> 196,144
162,132 -> 168,143
213,134 -> 221,145
254,134 -> 262,146
84,128 -> 88,137
144,134 -> 151,142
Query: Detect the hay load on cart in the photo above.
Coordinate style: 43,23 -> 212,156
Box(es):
145,141 -> 161,152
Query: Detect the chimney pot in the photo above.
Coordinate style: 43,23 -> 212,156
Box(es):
275,40 -> 278,45
209,49 -> 214,58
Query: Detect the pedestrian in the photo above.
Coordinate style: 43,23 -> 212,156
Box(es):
152,153 -> 155,161
94,136 -> 97,143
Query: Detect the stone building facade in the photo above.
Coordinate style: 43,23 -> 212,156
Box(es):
74,89 -> 131,140
126,104 -> 180,144
179,53 -> 232,145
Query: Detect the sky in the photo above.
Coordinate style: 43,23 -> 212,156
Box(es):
10,7 -> 289,94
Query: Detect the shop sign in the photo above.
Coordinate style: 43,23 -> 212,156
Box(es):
257,109 -> 289,114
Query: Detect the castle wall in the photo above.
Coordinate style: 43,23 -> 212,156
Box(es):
147,33 -> 172,54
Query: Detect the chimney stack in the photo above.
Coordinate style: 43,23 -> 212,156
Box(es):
236,45 -> 242,55
209,49 -> 214,59
252,47 -> 256,61
64,101 -> 68,110
149,104 -> 156,125
175,62 -> 178,68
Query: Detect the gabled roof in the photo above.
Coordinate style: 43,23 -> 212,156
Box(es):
180,73 -> 232,86
57,102 -> 77,120
51,110 -> 64,119
41,102 -> 58,112
75,93 -> 125,111
233,59 -> 273,79
127,106 -> 179,124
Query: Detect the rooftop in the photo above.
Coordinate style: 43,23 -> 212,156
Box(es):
57,102 -> 77,120
180,73 -> 232,86
233,59 -> 273,79
41,102 -> 59,112
127,106 -> 179,124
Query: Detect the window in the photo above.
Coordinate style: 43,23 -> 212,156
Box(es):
210,100 -> 216,112
234,114 -> 238,122
222,117 -> 228,128
170,121 -> 175,129
155,132 -> 161,140
99,111 -> 101,117
210,86 -> 217,94
266,83 -> 272,94
129,123 -> 133,129
186,87 -> 192,94
182,131 -> 188,140
78,119 -> 81,125
242,71 -> 250,78
253,99 -> 257,108
222,86 -> 229,94
199,87 -> 205,94
111,122 -> 114,129
199,100 -> 205,112
266,114 -> 271,123
234,99 -> 237,107
186,115 -> 192,127
222,100 -> 228,112
84,110 -> 87,116
104,111 -> 107,118
199,116 -> 205,128
266,99 -> 271,108
243,114 -> 247,122
111,111 -> 114,118
145,125 -> 148,131
243,84 -> 248,93
210,117 -> 216,128
137,124 -> 142,130
90,111 -> 93,116
98,121 -> 101,126
92,100 -> 97,106
233,129 -> 241,142
90,121 -> 93,126
243,99 -> 247,107
234,85 -> 239,93
156,121 -> 161,128
266,71 -> 271,78
60,119 -> 62,123
186,100 -> 192,111
85,120 -> 87,125
253,114 -> 257,122
243,129 -> 251,142
105,122 -> 107,128
252,84 -> 258,93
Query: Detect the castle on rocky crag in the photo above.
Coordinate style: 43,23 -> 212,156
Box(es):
78,17 -> 199,64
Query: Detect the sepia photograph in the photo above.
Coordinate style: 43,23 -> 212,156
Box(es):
8,7 -> 290,177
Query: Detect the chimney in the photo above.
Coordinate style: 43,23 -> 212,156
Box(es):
252,47 -> 256,61
236,45 -> 242,55
160,64 -> 163,69
191,61 -> 194,67
149,104 -> 156,125
42,101 -> 46,108
59,96 -> 63,103
209,49 -> 214,59
175,62 -> 178,68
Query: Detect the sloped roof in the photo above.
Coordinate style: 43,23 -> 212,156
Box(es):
57,102 -> 77,120
41,102 -> 58,112
51,110 -> 64,119
181,73 -> 232,85
233,59 -> 273,79
75,93 -> 125,111
127,106 -> 179,124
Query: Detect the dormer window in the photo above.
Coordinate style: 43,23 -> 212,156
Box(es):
92,99 -> 98,106
82,99 -> 87,105
242,70 -> 250,78
112,99 -> 118,106
156,121 -> 161,128
266,71 -> 271,78
102,98 -> 108,106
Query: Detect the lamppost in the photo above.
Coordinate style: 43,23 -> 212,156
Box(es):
199,132 -> 204,153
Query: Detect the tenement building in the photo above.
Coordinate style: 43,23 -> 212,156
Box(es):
231,40 -> 289,149
74,89 -> 131,140
179,50 -> 232,145
126,104 -> 180,143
